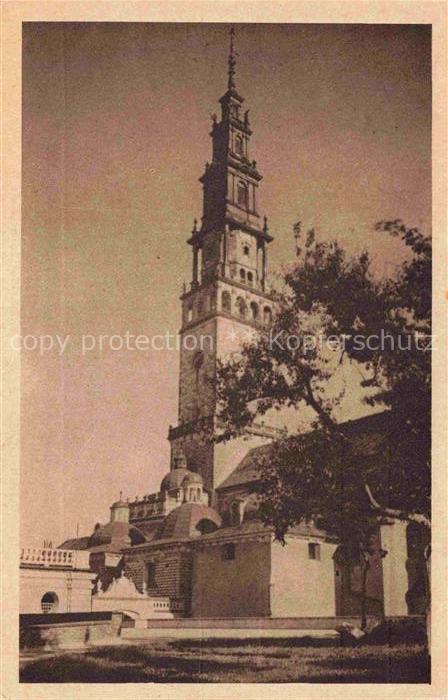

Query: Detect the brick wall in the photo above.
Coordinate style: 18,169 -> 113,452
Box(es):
124,545 -> 193,613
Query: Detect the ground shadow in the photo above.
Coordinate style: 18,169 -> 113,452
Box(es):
304,651 -> 430,683
169,636 -> 340,650
20,649 -> 274,683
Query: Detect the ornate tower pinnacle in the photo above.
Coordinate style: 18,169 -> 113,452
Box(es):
228,27 -> 237,89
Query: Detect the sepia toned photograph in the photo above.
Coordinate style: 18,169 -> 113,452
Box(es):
13,16 -> 438,688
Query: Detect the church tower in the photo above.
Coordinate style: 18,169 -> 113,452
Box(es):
168,29 -> 276,493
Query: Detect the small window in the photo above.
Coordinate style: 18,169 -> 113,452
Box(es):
147,562 -> 157,588
187,307 -> 193,323
263,306 -> 272,324
237,182 -> 248,208
41,592 -> 58,614
247,272 -> 253,285
243,245 -> 250,256
250,301 -> 259,320
236,297 -> 247,318
222,291 -> 231,312
308,543 -> 321,560
240,269 -> 246,282
222,543 -> 236,561
235,134 -> 244,156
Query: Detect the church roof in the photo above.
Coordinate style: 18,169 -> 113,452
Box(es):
135,519 -> 164,542
217,443 -> 274,490
89,521 -> 146,547
193,517 -> 331,544
159,503 -> 222,541
217,411 -> 391,491
58,521 -> 146,552
182,471 -> 204,485
58,536 -> 91,551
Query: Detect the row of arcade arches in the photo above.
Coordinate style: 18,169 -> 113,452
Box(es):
222,290 -> 272,323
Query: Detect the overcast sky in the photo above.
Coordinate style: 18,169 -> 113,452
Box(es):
21,22 -> 431,545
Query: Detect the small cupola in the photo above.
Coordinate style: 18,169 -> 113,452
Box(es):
181,471 -> 205,504
110,492 -> 129,523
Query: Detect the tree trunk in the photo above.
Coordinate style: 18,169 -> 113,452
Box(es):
360,554 -> 370,630
424,544 -> 431,654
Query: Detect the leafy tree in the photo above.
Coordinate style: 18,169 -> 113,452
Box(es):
215,220 -> 431,625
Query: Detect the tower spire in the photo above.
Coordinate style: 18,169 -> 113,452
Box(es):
228,27 -> 236,89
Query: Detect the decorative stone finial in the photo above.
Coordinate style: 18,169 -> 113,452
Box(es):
228,27 -> 237,89
192,218 -> 198,233
263,216 -> 269,233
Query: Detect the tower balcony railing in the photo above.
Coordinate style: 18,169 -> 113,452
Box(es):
20,547 -> 91,570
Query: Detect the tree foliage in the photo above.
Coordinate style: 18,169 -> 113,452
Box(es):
216,220 -> 431,543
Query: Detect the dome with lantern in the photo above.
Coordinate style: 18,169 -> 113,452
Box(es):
160,468 -> 202,492
159,452 -> 209,507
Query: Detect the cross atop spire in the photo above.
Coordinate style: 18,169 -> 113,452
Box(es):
228,27 -> 237,89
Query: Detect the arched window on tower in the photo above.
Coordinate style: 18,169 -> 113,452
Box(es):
235,134 -> 244,156
247,271 -> 253,286
250,301 -> 259,320
236,297 -> 247,318
237,181 -> 249,209
240,268 -> 246,283
222,291 -> 231,312
263,306 -> 272,325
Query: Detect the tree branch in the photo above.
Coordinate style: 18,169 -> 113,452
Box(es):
365,483 -> 431,529
303,377 -> 339,432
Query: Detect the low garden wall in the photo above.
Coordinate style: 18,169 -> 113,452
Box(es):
19,612 -> 123,650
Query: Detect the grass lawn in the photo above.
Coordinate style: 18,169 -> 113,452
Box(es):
20,637 -> 430,683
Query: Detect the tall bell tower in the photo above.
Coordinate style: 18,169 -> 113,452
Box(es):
168,29 -> 276,493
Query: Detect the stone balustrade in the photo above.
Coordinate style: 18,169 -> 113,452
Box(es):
152,599 -> 171,612
20,547 -> 91,570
